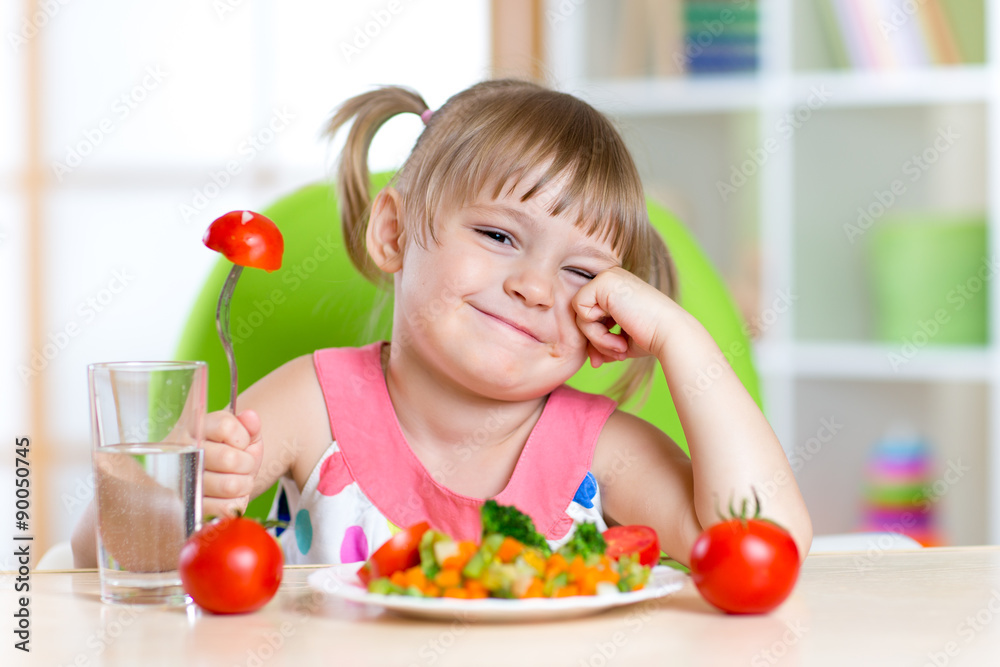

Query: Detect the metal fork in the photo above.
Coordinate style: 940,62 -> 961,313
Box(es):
215,265 -> 244,415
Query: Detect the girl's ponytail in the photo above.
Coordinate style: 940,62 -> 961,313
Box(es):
324,86 -> 428,286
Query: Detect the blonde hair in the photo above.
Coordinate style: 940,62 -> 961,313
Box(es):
325,79 -> 677,404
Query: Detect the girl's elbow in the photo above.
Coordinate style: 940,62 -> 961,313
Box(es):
70,502 -> 98,568
792,513 -> 813,559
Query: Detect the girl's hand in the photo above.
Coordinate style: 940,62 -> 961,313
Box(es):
572,267 -> 680,368
203,409 -> 264,518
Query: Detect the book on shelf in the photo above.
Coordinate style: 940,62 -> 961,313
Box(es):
684,0 -> 759,75
611,0 -> 758,78
614,0 -> 686,77
940,0 -> 985,63
818,0 -> 983,70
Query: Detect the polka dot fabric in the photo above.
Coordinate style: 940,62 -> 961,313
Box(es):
340,526 -> 369,563
294,509 -> 312,555
317,451 -> 354,496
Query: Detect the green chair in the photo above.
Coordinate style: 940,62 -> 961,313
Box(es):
176,174 -> 761,519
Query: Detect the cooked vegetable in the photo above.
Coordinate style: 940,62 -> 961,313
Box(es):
558,522 -> 607,561
360,502 -> 654,599
417,528 -> 450,578
480,499 -> 551,555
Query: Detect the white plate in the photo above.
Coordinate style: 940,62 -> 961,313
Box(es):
308,563 -> 687,622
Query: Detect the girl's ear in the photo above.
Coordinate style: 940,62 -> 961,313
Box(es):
366,187 -> 406,273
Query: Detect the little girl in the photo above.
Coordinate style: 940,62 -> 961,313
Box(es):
75,79 -> 811,568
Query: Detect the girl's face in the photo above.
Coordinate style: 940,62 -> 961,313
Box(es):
391,170 -> 622,401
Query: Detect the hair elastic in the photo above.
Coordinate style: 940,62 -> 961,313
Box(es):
420,108 -> 433,125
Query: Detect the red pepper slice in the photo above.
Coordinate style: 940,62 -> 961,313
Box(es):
203,210 -> 284,272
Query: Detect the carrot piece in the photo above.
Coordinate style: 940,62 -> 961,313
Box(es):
464,579 -> 489,599
580,569 -> 600,596
442,587 -> 469,599
545,552 -> 569,579
554,584 -> 580,598
442,540 -> 479,570
548,552 -> 568,569
403,565 -> 427,589
390,571 -> 407,587
496,537 -> 524,563
568,555 -> 588,582
597,567 -> 620,585
434,568 -> 462,589
520,578 -> 545,599
423,583 -> 442,598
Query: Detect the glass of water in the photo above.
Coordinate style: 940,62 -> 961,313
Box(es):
88,361 -> 207,605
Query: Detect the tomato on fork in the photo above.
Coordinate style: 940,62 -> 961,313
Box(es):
203,210 -> 284,272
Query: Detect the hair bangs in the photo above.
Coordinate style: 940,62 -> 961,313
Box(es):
404,89 -> 650,277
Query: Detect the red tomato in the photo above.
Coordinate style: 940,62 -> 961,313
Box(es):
178,516 -> 284,614
203,210 -> 284,272
357,522 -> 430,585
603,525 -> 660,566
689,518 -> 800,614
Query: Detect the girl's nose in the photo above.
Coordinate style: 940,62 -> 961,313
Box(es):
504,266 -> 554,308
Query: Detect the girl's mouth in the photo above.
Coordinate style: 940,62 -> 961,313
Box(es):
472,307 -> 544,343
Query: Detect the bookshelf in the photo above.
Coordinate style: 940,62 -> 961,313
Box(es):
546,0 -> 999,546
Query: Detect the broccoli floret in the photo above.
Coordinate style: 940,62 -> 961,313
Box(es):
480,500 -> 551,555
558,522 -> 607,561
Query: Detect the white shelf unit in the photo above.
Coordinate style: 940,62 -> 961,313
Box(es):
547,0 -> 1000,545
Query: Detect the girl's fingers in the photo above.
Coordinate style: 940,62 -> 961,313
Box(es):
203,469 -> 254,502
573,269 -> 639,361
236,410 -> 264,472
204,411 -> 251,450
576,310 -> 629,362
235,409 -> 261,442
201,409 -> 262,517
574,267 -> 672,360
203,440 -> 257,475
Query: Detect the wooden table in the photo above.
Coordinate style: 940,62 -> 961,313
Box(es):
6,546 -> 1000,666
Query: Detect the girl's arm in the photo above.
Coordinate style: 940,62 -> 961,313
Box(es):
576,268 -> 812,563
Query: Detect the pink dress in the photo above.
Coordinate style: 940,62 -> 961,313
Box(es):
278,342 -> 617,565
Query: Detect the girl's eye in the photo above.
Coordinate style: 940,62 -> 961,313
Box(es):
566,268 -> 595,280
477,229 -> 513,245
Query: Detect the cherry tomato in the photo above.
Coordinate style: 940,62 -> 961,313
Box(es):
689,518 -> 800,614
203,210 -> 284,272
603,525 -> 660,566
178,516 -> 284,614
357,522 -> 430,585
